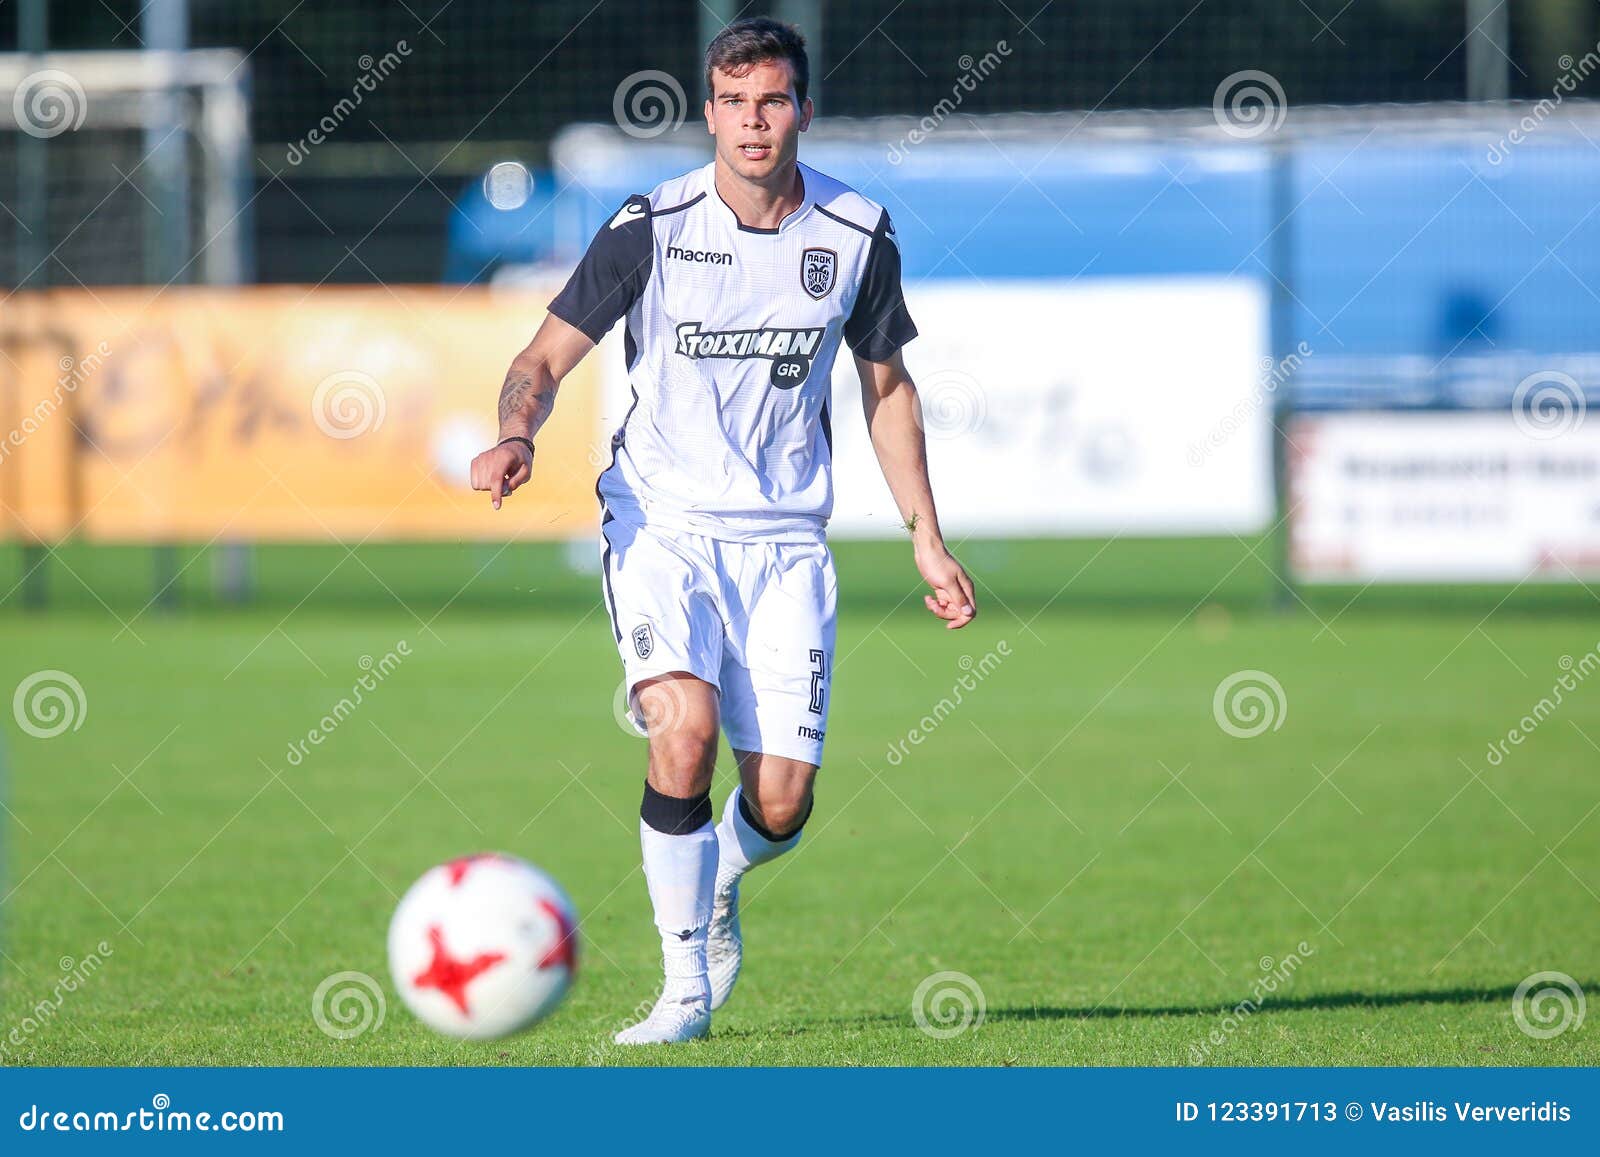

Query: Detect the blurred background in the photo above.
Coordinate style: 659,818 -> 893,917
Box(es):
3,1 -> 1600,1068
2,0 -> 1598,609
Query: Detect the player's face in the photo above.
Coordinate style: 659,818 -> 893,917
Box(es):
705,60 -> 812,184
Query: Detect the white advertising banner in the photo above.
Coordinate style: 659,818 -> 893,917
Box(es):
828,278 -> 1273,537
599,277 -> 1273,538
1289,411 -> 1600,582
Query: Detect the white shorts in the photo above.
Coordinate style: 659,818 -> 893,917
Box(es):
599,514 -> 837,766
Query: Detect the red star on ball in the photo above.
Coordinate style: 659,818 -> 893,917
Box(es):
443,853 -> 505,887
412,925 -> 506,1016
536,899 -> 578,973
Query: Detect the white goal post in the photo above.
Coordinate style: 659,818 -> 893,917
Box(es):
0,49 -> 252,288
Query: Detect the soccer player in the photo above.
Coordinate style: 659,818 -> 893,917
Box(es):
470,17 -> 976,1044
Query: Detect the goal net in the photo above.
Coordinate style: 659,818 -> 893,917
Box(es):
0,49 -> 252,289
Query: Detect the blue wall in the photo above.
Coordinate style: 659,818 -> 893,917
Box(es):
521,125 -> 1600,401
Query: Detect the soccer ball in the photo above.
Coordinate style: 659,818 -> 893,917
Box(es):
387,853 -> 578,1039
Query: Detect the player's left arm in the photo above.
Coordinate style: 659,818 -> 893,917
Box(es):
847,208 -> 976,629
856,349 -> 977,630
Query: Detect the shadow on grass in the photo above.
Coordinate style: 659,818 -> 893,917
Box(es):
980,981 -> 1591,1021
713,982 -> 1592,1039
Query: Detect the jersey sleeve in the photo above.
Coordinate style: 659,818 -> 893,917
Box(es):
547,195 -> 654,341
843,211 -> 918,362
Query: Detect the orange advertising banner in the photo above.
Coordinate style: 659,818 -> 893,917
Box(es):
0,287 -> 602,543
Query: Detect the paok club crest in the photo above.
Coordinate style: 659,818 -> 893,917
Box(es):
801,247 -> 837,300
632,623 -> 654,660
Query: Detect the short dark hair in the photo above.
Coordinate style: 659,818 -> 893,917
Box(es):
704,17 -> 809,104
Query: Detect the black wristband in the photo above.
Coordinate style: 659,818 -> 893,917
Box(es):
498,435 -> 535,460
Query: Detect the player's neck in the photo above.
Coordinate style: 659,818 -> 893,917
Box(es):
713,159 -> 804,231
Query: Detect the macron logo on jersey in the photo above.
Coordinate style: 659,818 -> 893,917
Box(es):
675,321 -> 826,388
667,245 -> 733,265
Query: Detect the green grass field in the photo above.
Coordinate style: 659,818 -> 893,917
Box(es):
1,538 -> 1597,1065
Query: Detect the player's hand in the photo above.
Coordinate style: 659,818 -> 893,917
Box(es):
915,543 -> 977,630
469,441 -> 533,510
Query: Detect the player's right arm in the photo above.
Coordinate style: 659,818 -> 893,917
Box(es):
471,194 -> 654,510
470,316 -> 594,509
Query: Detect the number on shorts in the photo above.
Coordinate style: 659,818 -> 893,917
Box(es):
808,648 -> 827,715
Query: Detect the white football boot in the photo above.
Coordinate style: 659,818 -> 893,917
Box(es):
612,991 -> 710,1045
706,875 -> 743,1011
613,944 -> 712,1045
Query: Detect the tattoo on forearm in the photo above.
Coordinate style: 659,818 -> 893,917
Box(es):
498,368 -> 554,433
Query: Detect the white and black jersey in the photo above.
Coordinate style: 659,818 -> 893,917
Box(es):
549,161 -> 917,543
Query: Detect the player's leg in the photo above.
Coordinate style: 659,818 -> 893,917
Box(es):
728,747 -> 816,847
718,749 -> 816,898
598,517 -> 724,1044
706,749 -> 816,1009
708,537 -> 836,1010
616,673 -> 719,1044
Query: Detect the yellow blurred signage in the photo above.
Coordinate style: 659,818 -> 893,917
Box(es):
0,287 -> 599,543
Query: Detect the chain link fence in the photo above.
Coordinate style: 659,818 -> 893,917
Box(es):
6,0 -> 1600,284
12,1 -> 1599,153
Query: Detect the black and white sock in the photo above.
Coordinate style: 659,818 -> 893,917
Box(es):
713,785 -> 809,897
638,782 -> 715,1002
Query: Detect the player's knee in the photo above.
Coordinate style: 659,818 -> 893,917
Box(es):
648,727 -> 718,789
749,787 -> 813,840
